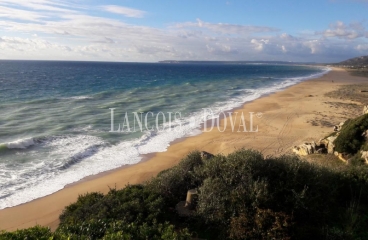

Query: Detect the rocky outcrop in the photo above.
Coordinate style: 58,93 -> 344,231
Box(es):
363,105 -> 368,115
293,136 -> 339,156
292,105 -> 368,164
333,122 -> 345,132
360,151 -> 368,164
324,136 -> 337,154
362,130 -> 368,140
293,142 -> 317,156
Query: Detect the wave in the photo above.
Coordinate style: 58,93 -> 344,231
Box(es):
0,138 -> 35,150
58,144 -> 102,170
275,67 -> 330,82
64,95 -> 93,100
0,134 -> 140,209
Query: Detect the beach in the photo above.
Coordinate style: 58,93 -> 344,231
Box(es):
1,67 -> 367,231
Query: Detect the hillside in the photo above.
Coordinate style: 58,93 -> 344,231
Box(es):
334,55 -> 368,68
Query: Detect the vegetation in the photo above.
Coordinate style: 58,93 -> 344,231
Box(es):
332,55 -> 368,77
333,55 -> 368,69
324,84 -> 368,117
1,150 -> 368,239
0,226 -> 53,240
334,114 -> 368,154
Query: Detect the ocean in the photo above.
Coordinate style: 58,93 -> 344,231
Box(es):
0,61 -> 329,209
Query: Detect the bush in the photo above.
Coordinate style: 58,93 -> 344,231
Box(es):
59,192 -> 104,224
0,226 -> 52,240
54,220 -> 191,240
195,149 -> 368,239
229,208 -> 293,240
59,185 -> 164,226
3,149 -> 368,239
334,114 -> 368,154
146,151 -> 203,205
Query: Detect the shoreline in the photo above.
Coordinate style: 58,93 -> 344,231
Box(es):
0,66 -> 328,209
1,67 -> 367,231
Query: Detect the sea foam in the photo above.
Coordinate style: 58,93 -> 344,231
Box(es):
4,138 -> 35,149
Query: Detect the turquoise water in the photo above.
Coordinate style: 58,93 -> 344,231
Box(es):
0,61 -> 329,208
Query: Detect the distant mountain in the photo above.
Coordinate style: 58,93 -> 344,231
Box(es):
158,60 -> 316,65
334,56 -> 368,67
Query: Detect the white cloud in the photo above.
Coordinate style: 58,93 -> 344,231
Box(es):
174,18 -> 278,35
356,44 -> 368,51
0,6 -> 47,21
321,21 -> 366,39
1,0 -> 76,12
101,5 -> 146,18
0,1 -> 367,62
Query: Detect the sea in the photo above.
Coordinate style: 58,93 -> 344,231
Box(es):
0,60 -> 329,209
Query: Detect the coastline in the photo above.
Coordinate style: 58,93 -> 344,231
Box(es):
1,68 -> 367,231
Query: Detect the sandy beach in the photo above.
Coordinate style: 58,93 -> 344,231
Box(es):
1,68 -> 367,231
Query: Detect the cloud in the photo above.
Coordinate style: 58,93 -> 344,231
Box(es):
101,5 -> 146,18
356,44 -> 368,51
0,1 -> 367,63
173,18 -> 279,35
321,21 -> 366,39
0,0 -> 77,12
0,5 -> 47,21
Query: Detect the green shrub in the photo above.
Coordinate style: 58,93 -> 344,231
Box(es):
0,226 -> 52,240
349,154 -> 366,166
229,208 -> 293,240
102,221 -> 191,240
59,191 -> 104,224
195,149 -> 368,239
54,220 -> 191,240
334,114 -> 368,154
3,149 -> 368,239
146,151 -> 203,205
59,185 -> 164,227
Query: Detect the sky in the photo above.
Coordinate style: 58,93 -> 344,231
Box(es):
0,0 -> 368,63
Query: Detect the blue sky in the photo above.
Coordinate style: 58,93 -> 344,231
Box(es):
0,0 -> 368,62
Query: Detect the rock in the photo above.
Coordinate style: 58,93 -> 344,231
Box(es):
318,136 -> 337,154
318,138 -> 329,148
326,136 -> 337,154
316,148 -> 327,154
363,105 -> 368,115
185,189 -> 198,210
292,142 -> 317,156
361,151 -> 368,164
337,152 -> 348,163
362,130 -> 368,139
201,151 -> 214,160
333,121 -> 345,132
292,146 -> 305,156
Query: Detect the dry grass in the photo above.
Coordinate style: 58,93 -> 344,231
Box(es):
348,69 -> 368,78
302,153 -> 346,168
325,84 -> 368,106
